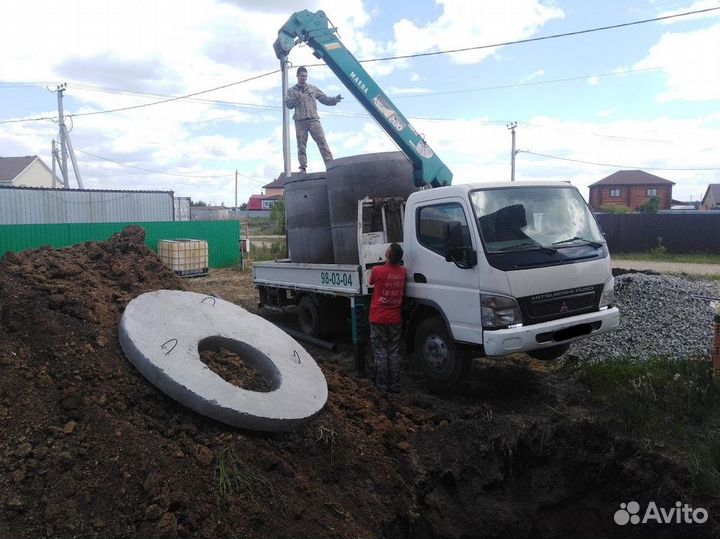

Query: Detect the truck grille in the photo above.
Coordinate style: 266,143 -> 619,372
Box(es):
518,284 -> 603,325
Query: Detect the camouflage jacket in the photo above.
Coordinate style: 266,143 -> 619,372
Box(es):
285,84 -> 340,120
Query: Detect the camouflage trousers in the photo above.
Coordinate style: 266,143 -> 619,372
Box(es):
295,119 -> 333,168
370,323 -> 402,392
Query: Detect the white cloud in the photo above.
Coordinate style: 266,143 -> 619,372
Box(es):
386,87 -> 432,96
519,69 -> 545,83
597,108 -> 618,118
634,23 -> 720,101
390,0 -> 564,64
2,0 -> 718,208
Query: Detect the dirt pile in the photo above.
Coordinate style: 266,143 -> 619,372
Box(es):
0,229 -> 714,538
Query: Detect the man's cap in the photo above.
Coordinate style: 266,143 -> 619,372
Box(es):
297,66 -> 308,75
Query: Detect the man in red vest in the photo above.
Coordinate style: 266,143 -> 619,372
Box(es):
368,243 -> 407,392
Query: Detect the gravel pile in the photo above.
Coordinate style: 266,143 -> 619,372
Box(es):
569,272 -> 720,362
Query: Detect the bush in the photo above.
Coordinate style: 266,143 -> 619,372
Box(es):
270,199 -> 286,234
639,195 -> 660,214
599,204 -> 632,214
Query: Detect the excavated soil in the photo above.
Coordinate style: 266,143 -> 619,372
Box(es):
0,227 -> 716,539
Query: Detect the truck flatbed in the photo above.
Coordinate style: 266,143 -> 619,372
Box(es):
252,260 -> 364,297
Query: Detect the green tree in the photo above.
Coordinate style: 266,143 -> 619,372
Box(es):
192,200 -> 208,207
639,195 -> 660,214
270,199 -> 286,234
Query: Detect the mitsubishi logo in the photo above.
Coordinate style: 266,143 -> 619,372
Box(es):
559,301 -> 569,313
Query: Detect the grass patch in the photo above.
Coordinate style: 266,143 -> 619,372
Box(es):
249,239 -> 287,262
215,446 -> 276,501
316,424 -> 337,467
612,252 -> 720,264
576,357 -> 720,494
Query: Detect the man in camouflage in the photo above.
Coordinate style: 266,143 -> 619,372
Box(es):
285,66 -> 342,172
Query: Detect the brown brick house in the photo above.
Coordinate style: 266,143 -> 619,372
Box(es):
588,170 -> 674,211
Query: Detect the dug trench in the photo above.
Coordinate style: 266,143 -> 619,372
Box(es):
0,227 -> 715,539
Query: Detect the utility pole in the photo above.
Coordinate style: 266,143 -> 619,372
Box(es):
507,122 -> 518,181
280,58 -> 292,178
51,139 -> 58,188
235,170 -> 238,210
57,85 -> 69,188
55,84 -> 83,189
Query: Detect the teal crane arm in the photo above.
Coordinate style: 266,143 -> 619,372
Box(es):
274,9 -> 453,188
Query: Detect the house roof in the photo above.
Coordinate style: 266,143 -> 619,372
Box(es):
262,175 -> 288,189
588,170 -> 675,188
702,184 -> 720,205
0,156 -> 37,184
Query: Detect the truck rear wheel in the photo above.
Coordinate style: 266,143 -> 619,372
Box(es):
297,295 -> 321,337
415,317 -> 470,391
528,343 -> 570,361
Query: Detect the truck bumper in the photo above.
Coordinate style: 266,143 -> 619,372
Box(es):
483,307 -> 620,356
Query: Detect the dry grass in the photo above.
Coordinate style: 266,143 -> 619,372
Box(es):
185,268 -> 258,310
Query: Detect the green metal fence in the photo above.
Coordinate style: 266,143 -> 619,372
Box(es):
0,221 -> 241,268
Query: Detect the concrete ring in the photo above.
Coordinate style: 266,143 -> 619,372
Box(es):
119,290 -> 328,431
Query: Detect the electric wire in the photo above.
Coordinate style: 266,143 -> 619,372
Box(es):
518,150 -> 720,171
75,148 -> 270,184
337,6 -> 720,63
2,5 -> 716,124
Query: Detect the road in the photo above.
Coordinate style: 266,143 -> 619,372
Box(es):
613,259 -> 720,276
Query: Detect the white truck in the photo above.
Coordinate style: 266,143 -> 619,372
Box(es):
259,10 -> 619,389
253,181 -> 619,389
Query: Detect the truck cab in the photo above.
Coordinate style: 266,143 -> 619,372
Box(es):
402,181 -> 619,388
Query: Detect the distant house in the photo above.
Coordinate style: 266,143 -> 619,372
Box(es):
0,155 -> 57,188
701,185 -> 720,210
262,175 -> 288,197
588,170 -> 674,211
245,174 -> 288,211
247,194 -> 282,211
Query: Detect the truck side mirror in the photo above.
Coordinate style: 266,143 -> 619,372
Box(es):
443,221 -> 477,269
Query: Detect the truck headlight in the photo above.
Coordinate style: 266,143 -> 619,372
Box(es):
481,293 -> 523,329
599,276 -> 615,309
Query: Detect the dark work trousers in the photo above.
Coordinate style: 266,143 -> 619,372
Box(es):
370,323 -> 402,392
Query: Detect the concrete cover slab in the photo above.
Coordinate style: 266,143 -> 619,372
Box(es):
119,290 -> 328,431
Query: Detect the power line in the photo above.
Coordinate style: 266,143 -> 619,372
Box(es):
1,5 -> 717,124
0,115 -> 56,125
518,150 -> 720,171
75,149 -> 234,179
392,67 -> 663,98
68,71 -> 280,118
346,6 -> 720,63
75,148 -> 270,184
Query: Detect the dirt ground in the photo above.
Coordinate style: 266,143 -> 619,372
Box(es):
0,227 -> 716,539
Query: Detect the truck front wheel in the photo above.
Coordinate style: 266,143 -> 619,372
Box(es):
415,318 -> 470,391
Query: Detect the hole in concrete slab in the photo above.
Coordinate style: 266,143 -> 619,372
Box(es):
198,337 -> 279,393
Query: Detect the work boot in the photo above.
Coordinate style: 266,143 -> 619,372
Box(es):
299,166 -> 306,173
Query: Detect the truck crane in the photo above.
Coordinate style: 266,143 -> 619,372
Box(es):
273,9 -> 452,188
254,10 -> 620,391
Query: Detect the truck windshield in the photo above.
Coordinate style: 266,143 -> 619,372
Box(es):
470,186 -> 604,254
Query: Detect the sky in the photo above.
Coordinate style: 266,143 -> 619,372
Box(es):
1,0 -> 719,207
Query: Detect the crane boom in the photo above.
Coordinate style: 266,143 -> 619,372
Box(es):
274,9 -> 453,188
